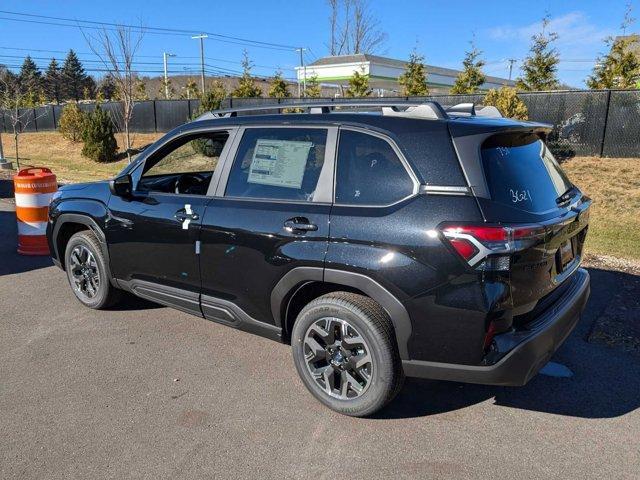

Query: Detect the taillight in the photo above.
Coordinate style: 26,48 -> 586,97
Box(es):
439,223 -> 546,270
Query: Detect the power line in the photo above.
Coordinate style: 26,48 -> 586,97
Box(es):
0,10 -> 299,51
0,45 -> 296,72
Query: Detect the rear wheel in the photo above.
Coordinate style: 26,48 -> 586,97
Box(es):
291,292 -> 404,417
65,231 -> 121,309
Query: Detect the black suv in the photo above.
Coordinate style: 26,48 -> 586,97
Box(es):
47,101 -> 591,416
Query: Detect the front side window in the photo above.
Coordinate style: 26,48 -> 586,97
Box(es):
335,130 -> 415,205
225,128 -> 327,202
139,131 -> 229,195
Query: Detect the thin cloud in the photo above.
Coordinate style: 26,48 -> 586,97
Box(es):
488,12 -> 613,51
485,11 -> 618,87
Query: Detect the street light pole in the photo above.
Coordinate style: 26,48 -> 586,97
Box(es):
163,52 -> 176,99
296,47 -> 307,97
192,34 -> 208,93
507,58 -> 517,81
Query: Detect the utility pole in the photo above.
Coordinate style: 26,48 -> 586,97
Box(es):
507,58 -> 517,81
163,52 -> 176,99
296,47 -> 307,97
192,34 -> 208,93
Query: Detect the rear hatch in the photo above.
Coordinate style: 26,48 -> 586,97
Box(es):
476,132 -> 590,310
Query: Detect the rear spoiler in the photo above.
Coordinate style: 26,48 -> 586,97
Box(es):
445,103 -> 503,119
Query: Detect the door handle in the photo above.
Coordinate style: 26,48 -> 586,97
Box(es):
284,218 -> 318,233
174,210 -> 199,221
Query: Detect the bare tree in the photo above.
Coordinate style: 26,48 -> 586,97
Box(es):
0,70 -> 44,169
351,0 -> 387,54
328,0 -> 338,55
326,0 -> 386,55
83,24 -> 144,162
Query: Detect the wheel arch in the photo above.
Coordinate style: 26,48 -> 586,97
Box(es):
52,214 -> 110,272
272,267 -> 412,359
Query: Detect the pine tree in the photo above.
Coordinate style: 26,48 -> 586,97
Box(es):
483,87 -> 528,120
43,58 -> 62,104
451,42 -> 486,94
59,103 -> 86,142
516,15 -> 560,91
232,50 -> 262,98
61,50 -> 90,101
398,50 -> 429,96
83,77 -> 96,100
158,78 -> 176,99
268,70 -> 291,98
345,69 -> 372,97
19,56 -> 42,104
99,73 -> 118,101
134,78 -> 148,101
81,105 -> 118,162
304,74 -> 322,97
183,79 -> 200,99
196,80 -> 227,115
587,6 -> 640,89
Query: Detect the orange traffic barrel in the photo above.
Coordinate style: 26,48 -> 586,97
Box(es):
13,167 -> 57,255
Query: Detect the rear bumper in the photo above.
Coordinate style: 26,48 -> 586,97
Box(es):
402,268 -> 590,386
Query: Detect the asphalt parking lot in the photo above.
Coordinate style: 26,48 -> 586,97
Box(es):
1,190 -> 639,479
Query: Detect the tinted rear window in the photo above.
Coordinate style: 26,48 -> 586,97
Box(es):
481,134 -> 572,213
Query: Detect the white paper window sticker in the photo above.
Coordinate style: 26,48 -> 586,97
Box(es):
247,139 -> 313,189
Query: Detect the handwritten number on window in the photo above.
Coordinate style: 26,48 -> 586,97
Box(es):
510,189 -> 532,203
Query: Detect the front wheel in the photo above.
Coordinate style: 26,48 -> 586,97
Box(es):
291,292 -> 404,417
64,231 -> 122,309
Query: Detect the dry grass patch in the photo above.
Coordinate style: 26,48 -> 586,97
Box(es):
562,156 -> 640,261
1,131 -> 162,183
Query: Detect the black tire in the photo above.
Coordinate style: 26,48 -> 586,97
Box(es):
64,230 -> 122,309
291,292 -> 404,417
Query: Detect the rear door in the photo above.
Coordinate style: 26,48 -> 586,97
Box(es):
477,132 -> 590,307
198,126 -> 336,328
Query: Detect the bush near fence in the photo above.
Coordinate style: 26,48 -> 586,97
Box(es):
2,90 -> 639,158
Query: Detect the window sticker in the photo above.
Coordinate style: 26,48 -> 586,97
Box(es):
247,139 -> 313,189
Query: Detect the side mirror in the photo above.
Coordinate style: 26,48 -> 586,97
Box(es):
109,173 -> 133,197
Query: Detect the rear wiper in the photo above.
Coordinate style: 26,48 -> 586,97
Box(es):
556,185 -> 577,205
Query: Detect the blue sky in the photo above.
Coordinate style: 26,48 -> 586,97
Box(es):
0,0 -> 634,88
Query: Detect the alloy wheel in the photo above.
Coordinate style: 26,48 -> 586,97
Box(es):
303,317 -> 373,400
69,245 -> 100,299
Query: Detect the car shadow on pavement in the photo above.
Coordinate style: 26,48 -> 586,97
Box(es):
106,293 -> 163,311
378,354 -> 640,420
376,267 -> 640,421
0,210 -> 53,276
0,179 -> 13,199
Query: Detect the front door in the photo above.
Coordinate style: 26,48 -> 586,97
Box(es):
198,126 -> 335,329
107,129 -> 233,315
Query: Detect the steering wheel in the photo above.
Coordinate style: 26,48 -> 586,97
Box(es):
175,172 -> 206,194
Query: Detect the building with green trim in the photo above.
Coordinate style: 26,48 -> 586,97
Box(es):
296,54 -> 515,95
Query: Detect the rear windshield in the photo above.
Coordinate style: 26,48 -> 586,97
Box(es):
481,134 -> 572,213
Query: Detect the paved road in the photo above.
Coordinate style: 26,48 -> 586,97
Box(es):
1,189 -> 639,479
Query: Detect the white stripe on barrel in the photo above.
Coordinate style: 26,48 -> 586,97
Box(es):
14,192 -> 55,208
17,220 -> 48,236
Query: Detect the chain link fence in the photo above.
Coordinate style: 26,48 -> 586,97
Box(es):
2,90 -> 639,158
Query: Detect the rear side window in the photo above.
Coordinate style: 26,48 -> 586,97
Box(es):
225,128 -> 327,202
481,134 -> 572,213
335,130 -> 415,205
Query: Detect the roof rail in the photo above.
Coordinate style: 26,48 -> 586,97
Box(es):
196,100 -> 449,121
